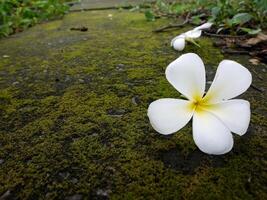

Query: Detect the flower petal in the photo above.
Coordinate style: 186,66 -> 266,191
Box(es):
193,110 -> 233,155
203,60 -> 252,103
202,100 -> 250,136
166,53 -> 206,101
194,22 -> 213,30
184,29 -> 202,38
170,34 -> 185,46
147,99 -> 194,135
172,37 -> 186,51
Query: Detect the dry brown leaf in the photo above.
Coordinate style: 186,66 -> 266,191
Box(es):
246,33 -> 267,46
249,58 -> 260,65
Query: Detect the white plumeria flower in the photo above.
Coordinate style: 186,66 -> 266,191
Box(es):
147,53 -> 252,155
171,22 -> 213,51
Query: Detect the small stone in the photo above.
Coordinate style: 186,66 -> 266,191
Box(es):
48,43 -> 52,46
0,159 -> 4,164
96,189 -> 110,197
70,178 -> 78,184
78,79 -> 85,83
116,64 -> 125,71
12,81 -> 19,86
65,194 -> 83,200
117,63 -> 125,68
3,55 -> 10,58
131,96 -> 140,105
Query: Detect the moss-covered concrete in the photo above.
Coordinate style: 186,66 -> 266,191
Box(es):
0,10 -> 266,199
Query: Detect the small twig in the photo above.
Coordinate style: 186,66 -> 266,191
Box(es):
203,31 -> 247,38
153,13 -> 190,33
250,84 -> 264,93
251,68 -> 263,80
221,49 -> 250,55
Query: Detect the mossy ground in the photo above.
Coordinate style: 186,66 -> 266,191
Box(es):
0,10 -> 266,200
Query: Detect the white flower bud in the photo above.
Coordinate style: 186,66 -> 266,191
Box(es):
172,37 -> 185,51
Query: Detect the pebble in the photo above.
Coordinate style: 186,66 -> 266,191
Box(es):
3,55 -> 10,58
0,159 -> 4,164
70,178 -> 78,184
96,189 -> 109,197
78,79 -> 85,83
12,81 -> 19,86
131,96 -> 140,105
117,63 -> 125,68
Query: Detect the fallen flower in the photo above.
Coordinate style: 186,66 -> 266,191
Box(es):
147,53 -> 252,155
171,29 -> 201,51
171,22 -> 213,51
194,22 -> 213,31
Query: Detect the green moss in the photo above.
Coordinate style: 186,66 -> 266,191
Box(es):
187,38 -> 224,66
0,9 -> 266,200
127,68 -> 156,79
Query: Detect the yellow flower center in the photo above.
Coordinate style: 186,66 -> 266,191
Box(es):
188,95 -> 211,113
186,91 -> 217,114
192,99 -> 204,112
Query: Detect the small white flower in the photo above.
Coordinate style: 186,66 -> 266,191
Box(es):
171,29 -> 201,51
194,22 -> 213,31
171,22 -> 213,51
147,53 -> 252,155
